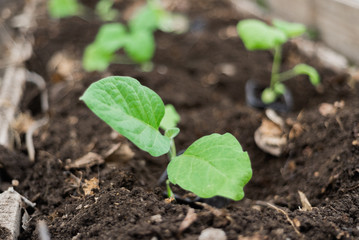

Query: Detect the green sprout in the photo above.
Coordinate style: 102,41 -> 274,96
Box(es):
48,0 -> 82,18
83,0 -> 187,72
80,76 -> 252,201
95,0 -> 120,22
237,19 -> 320,104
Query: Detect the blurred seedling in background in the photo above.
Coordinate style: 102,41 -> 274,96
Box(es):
80,76 -> 252,203
48,0 -> 188,72
48,0 -> 119,21
83,0 -> 188,72
237,19 -> 320,105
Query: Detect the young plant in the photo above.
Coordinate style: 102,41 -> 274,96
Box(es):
48,0 -> 82,19
83,0 -> 188,72
237,19 -> 320,104
48,0 -> 119,21
80,76 -> 252,201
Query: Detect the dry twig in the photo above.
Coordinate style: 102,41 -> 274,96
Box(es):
256,200 -> 301,236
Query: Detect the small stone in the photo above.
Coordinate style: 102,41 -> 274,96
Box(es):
150,214 -> 162,223
198,228 -> 227,240
11,179 -> 19,187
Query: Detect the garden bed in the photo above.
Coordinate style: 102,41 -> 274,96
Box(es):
1,0 -> 358,239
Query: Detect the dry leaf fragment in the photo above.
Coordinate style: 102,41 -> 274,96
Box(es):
319,103 -> 337,116
104,143 -> 135,166
47,51 -> 81,82
289,122 -> 304,139
298,191 -> 312,211
12,113 -> 34,134
65,152 -> 104,169
82,177 -> 100,196
179,208 -> 197,234
319,101 -> 345,117
254,118 -> 287,156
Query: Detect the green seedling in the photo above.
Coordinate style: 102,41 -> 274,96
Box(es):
48,0 -> 119,21
237,19 -> 320,104
80,76 -> 252,201
83,0 -> 187,72
48,0 -> 82,18
95,0 -> 120,22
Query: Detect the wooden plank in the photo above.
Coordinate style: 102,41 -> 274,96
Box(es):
315,0 -> 359,64
266,0 -> 359,64
267,0 -> 315,26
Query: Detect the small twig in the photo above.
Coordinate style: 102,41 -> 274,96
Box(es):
256,200 -> 301,236
26,116 -> 48,162
24,71 -> 50,161
26,70 -> 49,113
335,116 -> 345,131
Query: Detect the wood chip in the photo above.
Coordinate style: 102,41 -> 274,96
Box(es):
298,191 -> 312,211
65,152 -> 104,169
0,188 -> 24,240
178,208 -> 197,234
82,177 -> 100,196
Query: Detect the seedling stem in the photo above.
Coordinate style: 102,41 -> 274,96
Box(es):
270,45 -> 282,89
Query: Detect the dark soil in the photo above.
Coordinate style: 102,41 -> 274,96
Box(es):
1,0 -> 358,239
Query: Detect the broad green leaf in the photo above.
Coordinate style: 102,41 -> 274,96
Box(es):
48,0 -> 81,18
237,19 -> 287,50
160,104 -> 180,130
272,19 -> 306,38
167,133 -> 252,201
80,76 -> 171,157
94,23 -> 128,52
293,64 -> 320,86
83,44 -> 113,72
261,88 -> 277,104
124,30 -> 155,63
165,128 -> 180,139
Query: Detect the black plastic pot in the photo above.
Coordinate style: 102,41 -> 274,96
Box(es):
245,79 -> 294,112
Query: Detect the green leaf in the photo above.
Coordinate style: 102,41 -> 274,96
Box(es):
167,133 -> 252,201
94,23 -> 128,52
261,88 -> 277,104
293,64 -> 320,86
80,76 -> 171,157
124,30 -> 155,63
165,128 -> 180,139
48,0 -> 81,18
83,43 -> 113,72
95,0 -> 120,21
237,19 -> 287,50
272,19 -> 306,38
129,4 -> 160,32
160,104 -> 180,130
